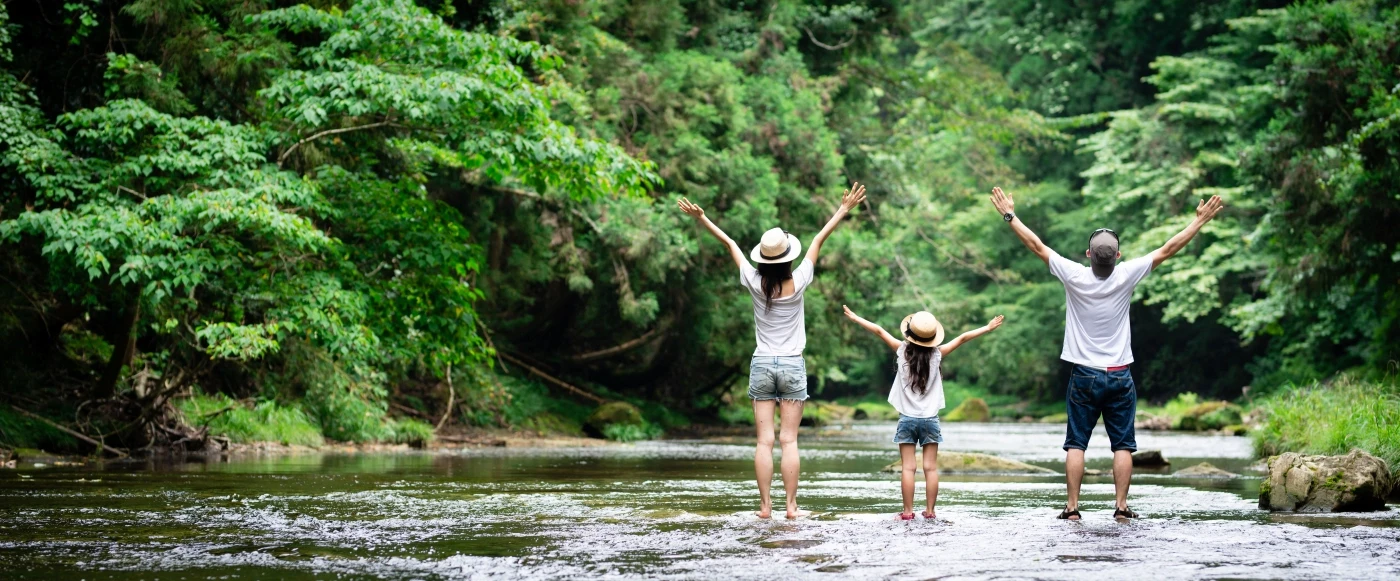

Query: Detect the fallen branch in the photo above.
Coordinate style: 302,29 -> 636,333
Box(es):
498,352 -> 606,405
9,405 -> 128,458
435,364 -> 455,432
570,326 -> 665,362
390,402 -> 432,419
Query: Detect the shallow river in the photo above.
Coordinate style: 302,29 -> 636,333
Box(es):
2,423 -> 1398,580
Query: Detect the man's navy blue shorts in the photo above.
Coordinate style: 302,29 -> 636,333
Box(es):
1063,365 -> 1137,452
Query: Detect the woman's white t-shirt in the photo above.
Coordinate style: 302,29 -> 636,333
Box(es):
739,259 -> 814,357
888,344 -> 944,418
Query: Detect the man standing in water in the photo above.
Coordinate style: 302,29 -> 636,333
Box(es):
988,187 -> 1224,520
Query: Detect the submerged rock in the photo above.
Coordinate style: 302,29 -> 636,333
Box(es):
1173,462 -> 1238,478
881,451 -> 1057,475
944,398 -> 990,422
1131,450 -> 1170,467
1259,449 -> 1394,512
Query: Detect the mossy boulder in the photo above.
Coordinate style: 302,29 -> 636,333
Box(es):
1176,401 -> 1242,431
801,402 -> 855,427
1039,412 -> 1069,424
852,402 -> 899,421
584,402 -> 644,438
1259,449 -> 1393,512
1173,462 -> 1238,478
944,398 -> 990,422
881,451 -> 1057,475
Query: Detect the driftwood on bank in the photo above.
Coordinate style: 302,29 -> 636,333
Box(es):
498,352 -> 606,405
8,405 -> 129,458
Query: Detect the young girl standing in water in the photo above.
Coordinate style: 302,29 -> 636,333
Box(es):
843,306 -> 1004,520
677,184 -> 866,520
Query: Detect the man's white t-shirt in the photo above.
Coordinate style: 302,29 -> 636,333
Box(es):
739,259 -> 815,357
888,344 -> 944,418
1047,251 -> 1154,368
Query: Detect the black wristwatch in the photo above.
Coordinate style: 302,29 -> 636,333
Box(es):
1003,211 -> 1015,222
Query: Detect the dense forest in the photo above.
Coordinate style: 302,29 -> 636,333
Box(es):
1,0 -> 1397,448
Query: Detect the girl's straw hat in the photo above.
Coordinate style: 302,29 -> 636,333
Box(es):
750,227 -> 802,264
900,311 -> 945,347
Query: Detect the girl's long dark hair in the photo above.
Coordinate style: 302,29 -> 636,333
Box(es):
756,261 -> 793,312
903,342 -> 936,396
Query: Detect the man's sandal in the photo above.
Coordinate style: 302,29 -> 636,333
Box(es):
1113,507 -> 1139,519
1056,508 -> 1081,520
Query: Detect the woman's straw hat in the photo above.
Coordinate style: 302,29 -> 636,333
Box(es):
900,311 -> 945,347
750,227 -> 802,264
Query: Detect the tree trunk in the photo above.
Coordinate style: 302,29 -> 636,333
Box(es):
94,300 -> 140,400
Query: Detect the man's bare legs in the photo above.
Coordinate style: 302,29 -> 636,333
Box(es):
898,443 -> 917,518
1064,448 -> 1084,520
752,399 -> 776,519
922,444 -> 940,518
1112,449 -> 1133,510
778,399 -> 807,519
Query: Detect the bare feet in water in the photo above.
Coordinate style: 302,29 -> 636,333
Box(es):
756,497 -> 773,519
785,504 -> 810,520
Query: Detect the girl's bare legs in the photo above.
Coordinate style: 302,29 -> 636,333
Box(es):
778,399 -> 807,519
899,443 -> 917,518
752,399 -> 776,518
922,444 -> 940,518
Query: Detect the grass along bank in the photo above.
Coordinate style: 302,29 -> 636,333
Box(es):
175,392 -> 433,448
1251,374 -> 1400,477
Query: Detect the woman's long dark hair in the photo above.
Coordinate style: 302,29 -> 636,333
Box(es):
756,261 -> 794,312
903,342 -> 937,396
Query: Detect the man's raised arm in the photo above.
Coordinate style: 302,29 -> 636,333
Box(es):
1149,195 -> 1224,269
989,186 -> 1052,264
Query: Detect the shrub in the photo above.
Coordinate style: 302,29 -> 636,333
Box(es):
176,392 -> 324,447
1253,374 -> 1400,477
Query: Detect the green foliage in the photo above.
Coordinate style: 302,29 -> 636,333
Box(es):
175,393 -> 324,447
1253,375 -> 1400,477
602,422 -> 662,442
0,408 -> 80,452
1,0 -> 1398,436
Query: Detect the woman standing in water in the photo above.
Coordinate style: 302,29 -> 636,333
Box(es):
677,183 -> 866,519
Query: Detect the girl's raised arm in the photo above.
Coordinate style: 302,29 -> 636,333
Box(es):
939,315 -> 1005,356
843,305 -> 902,351
806,182 -> 866,266
677,197 -> 747,271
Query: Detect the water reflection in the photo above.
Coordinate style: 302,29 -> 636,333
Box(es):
0,423 -> 1395,580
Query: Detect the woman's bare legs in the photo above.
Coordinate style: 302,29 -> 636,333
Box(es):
922,444 -> 940,518
752,399 -> 776,518
899,443 -> 917,518
778,399 -> 807,518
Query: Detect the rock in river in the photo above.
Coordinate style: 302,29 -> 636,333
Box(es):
1259,449 -> 1394,512
1131,450 -> 1170,467
882,452 -> 1057,475
1173,462 -> 1238,478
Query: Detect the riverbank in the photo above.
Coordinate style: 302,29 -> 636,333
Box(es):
1251,374 -> 1399,479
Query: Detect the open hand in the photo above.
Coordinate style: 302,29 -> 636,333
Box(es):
676,197 -> 705,219
989,187 -> 1015,215
840,182 -> 867,212
842,304 -> 860,322
986,315 -> 1005,331
1195,195 -> 1224,222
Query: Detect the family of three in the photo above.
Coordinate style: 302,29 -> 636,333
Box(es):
677,183 -> 1225,521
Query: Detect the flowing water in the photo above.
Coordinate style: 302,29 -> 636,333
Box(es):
2,422 -> 1398,580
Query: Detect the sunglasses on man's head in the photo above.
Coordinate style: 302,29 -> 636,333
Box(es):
1089,228 -> 1119,244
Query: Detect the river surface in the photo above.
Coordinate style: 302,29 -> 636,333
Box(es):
1,422 -> 1398,580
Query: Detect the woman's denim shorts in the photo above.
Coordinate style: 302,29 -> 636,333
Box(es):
893,414 -> 943,447
748,356 -> 809,402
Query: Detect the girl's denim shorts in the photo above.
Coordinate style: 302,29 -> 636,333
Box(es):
748,355 -> 809,402
893,414 -> 943,446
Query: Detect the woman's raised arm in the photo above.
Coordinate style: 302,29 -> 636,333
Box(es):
806,182 -> 866,266
677,197 -> 747,270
